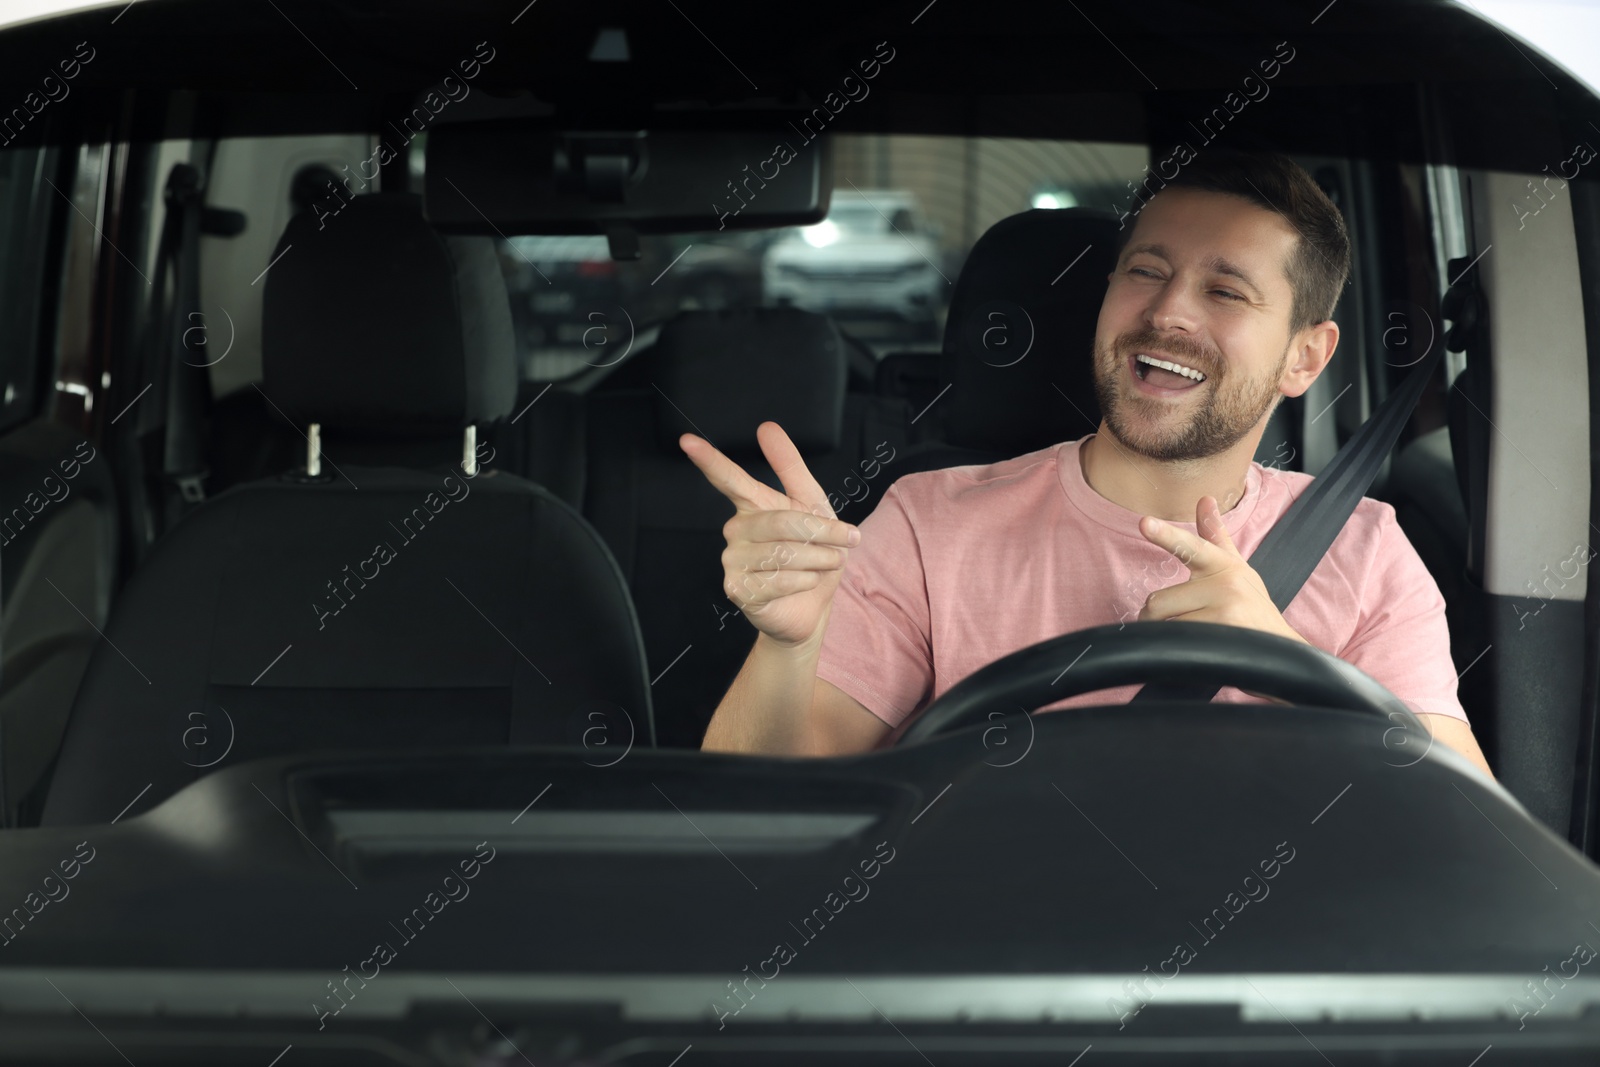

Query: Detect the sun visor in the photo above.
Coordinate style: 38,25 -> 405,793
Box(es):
423,126 -> 832,242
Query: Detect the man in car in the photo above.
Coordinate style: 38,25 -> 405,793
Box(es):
680,151 -> 1494,779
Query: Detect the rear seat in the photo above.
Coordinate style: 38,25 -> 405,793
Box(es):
483,383 -> 588,509
580,307 -> 912,748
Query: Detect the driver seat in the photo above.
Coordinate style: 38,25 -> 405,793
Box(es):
880,205 -> 1299,480
883,207 -> 1116,477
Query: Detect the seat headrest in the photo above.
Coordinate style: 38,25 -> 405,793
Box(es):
262,192 -> 517,435
940,207 -> 1120,454
650,307 -> 846,453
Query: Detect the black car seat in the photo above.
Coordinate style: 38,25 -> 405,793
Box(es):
582,307 -> 912,749
40,193 -> 651,826
0,422 -> 117,825
1387,355 -> 1499,762
882,208 -> 1119,476
879,205 -> 1301,477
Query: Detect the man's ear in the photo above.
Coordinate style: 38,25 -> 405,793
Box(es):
1279,320 -> 1339,399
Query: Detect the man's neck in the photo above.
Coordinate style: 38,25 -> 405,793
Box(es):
1079,426 -> 1257,523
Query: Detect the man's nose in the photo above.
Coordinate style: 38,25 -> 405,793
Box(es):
1145,277 -> 1202,333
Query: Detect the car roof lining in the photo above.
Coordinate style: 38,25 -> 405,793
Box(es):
0,0 -> 1590,176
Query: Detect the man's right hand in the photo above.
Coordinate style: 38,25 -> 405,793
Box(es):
680,421 -> 861,650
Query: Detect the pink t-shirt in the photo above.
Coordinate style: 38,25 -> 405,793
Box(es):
816,434 -> 1468,735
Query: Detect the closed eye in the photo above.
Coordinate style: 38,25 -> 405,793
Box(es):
1127,267 -> 1246,302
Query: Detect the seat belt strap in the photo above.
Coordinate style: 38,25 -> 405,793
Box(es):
160,163 -> 211,528
1129,333 -> 1445,703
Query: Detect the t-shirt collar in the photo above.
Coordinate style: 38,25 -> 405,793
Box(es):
1055,433 -> 1263,539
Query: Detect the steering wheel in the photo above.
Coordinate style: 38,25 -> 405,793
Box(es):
897,621 -> 1407,746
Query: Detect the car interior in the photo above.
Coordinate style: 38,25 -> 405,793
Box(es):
0,0 -> 1597,1062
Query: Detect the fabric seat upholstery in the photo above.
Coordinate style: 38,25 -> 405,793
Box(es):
886,207 -> 1119,478
583,307 -> 910,748
41,193 -> 650,825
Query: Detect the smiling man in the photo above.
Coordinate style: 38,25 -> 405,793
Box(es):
682,151 -> 1493,779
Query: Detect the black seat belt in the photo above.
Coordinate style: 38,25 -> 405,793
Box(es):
129,162 -> 199,562
159,163 -> 211,529
1129,306 -> 1448,704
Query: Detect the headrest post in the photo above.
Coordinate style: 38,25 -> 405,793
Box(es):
307,422 -> 322,476
462,424 -> 478,477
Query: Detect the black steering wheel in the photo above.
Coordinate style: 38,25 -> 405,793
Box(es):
897,621 -> 1407,746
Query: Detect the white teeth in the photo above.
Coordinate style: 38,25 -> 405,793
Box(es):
1136,353 -> 1206,382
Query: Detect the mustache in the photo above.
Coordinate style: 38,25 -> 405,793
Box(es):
1116,329 -> 1217,374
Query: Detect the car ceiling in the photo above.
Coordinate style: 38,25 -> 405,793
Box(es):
0,0 -> 1588,175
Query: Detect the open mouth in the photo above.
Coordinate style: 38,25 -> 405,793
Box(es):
1130,352 -> 1208,392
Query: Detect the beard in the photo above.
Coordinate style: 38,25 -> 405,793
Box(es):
1091,325 -> 1288,462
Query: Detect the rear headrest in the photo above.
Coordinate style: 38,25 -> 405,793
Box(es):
262,192 -> 516,435
940,207 -> 1119,454
651,308 -> 846,452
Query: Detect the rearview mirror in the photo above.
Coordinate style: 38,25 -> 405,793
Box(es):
424,125 -> 833,237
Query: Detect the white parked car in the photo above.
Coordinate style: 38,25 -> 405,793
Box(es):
763,189 -> 944,338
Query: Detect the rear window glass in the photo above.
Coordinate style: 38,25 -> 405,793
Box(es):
417,135 -> 1150,382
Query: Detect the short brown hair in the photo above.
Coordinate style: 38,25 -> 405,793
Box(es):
1118,151 -> 1351,333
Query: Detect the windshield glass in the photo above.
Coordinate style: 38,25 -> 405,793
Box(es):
413,135 -> 1151,375
4,1 -> 1598,1059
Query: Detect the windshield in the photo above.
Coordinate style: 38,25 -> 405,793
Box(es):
1,0 -> 1597,1062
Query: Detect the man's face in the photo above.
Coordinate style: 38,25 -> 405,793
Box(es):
1092,187 -> 1306,462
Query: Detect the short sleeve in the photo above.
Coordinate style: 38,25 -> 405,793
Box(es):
1338,504 -> 1469,723
815,482 -> 935,728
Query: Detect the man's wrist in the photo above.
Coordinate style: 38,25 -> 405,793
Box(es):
755,624 -> 828,662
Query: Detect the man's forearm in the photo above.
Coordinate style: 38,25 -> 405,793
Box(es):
1416,713 -> 1495,779
702,630 -> 826,756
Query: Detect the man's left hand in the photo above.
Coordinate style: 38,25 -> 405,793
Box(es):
1136,494 -> 1307,646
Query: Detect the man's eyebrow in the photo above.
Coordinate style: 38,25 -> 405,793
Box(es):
1205,255 -> 1264,299
1122,243 -> 1265,299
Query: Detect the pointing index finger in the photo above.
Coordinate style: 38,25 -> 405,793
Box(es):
679,433 -> 784,513
1194,495 -> 1241,555
756,421 -> 835,518
1139,515 -> 1218,575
